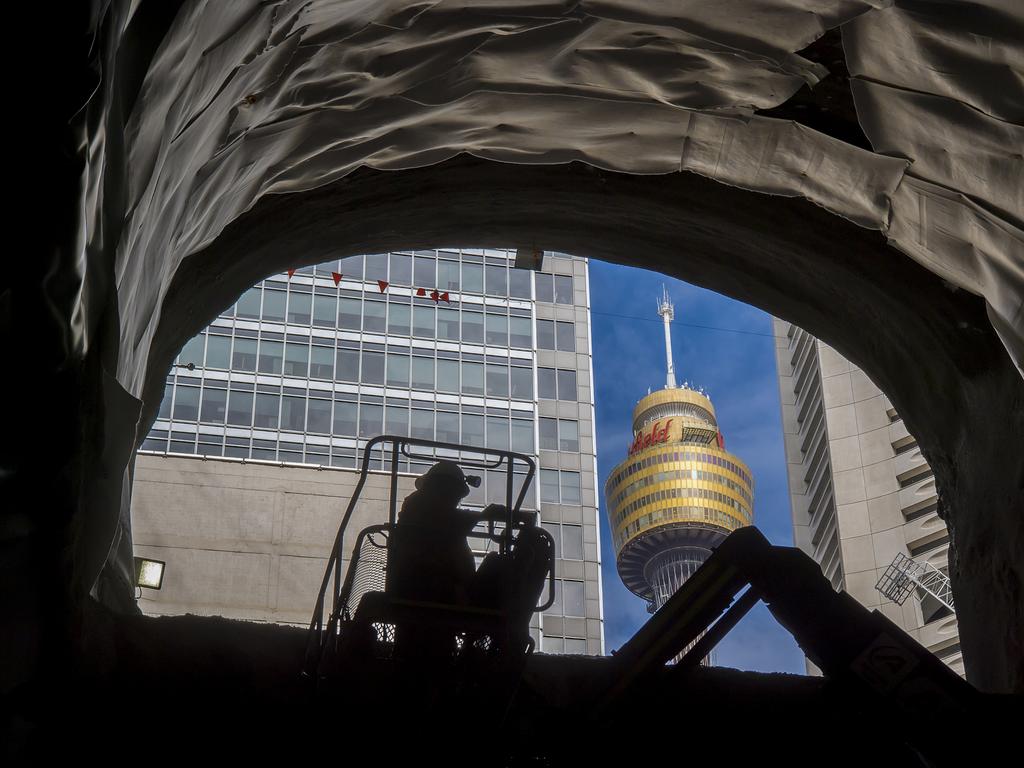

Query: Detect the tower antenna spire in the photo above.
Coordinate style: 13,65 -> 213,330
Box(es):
656,285 -> 677,389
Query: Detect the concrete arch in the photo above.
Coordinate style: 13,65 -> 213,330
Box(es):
13,0 -> 1022,702
140,156 -> 1023,692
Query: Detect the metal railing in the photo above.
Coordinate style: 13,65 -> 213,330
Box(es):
875,552 -> 955,612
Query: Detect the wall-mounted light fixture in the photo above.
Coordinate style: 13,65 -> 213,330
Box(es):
134,556 -> 166,590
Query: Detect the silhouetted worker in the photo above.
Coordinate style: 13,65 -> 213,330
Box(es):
388,460 -> 480,657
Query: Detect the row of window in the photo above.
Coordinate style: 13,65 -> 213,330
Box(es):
540,522 -> 585,561
160,383 -> 538,448
540,636 -> 589,655
536,320 -> 577,353
614,506 -> 744,547
608,449 -> 752,489
539,417 -> 580,453
611,483 -> 751,528
174,344 -> 540,400
539,469 -> 583,505
260,252 -> 575,303
608,467 -> 753,513
229,291 -> 536,348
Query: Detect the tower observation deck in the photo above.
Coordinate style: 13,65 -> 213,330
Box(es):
605,290 -> 754,618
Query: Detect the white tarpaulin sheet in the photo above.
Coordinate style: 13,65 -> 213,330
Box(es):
109,0 -> 1022,395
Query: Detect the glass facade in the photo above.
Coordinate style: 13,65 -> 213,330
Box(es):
139,248 -> 603,654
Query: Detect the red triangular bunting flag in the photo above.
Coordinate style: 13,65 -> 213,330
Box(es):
440,292 -> 450,304
430,289 -> 440,303
377,280 -> 389,294
287,268 -> 296,278
416,287 -> 426,297
332,272 -> 343,286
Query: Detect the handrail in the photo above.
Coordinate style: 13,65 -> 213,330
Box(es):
303,435 -> 538,678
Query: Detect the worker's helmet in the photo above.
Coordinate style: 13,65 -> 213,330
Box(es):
415,460 -> 471,498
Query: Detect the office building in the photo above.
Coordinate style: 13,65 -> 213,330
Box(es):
772,319 -> 962,675
130,249 -> 604,656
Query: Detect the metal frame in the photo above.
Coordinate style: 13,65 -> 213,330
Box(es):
303,435 -> 550,677
875,551 -> 955,612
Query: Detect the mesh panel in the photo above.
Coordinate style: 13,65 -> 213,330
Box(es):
342,528 -> 391,619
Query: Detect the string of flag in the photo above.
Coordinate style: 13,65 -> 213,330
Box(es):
285,269 -> 450,303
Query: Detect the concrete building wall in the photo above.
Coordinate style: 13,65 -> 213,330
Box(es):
773,319 -> 962,676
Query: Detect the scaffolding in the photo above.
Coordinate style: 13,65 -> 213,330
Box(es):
875,552 -> 954,612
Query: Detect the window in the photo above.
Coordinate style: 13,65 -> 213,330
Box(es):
510,367 -> 533,400
486,417 -> 509,450
437,359 -> 460,392
338,297 -> 361,330
281,396 -> 306,431
534,273 -> 574,304
173,386 -> 200,420
539,418 -> 558,450
232,338 -> 258,371
410,409 -> 433,439
509,317 -> 532,347
562,524 -> 583,560
556,321 -> 575,352
389,253 -> 412,285
486,264 -> 507,296
258,340 -> 283,374
364,253 -> 388,283
509,268 -> 531,299
200,388 -> 226,423
388,302 -> 411,335
563,580 -> 585,615
438,309 -> 460,341
537,320 -> 555,350
540,469 -> 560,503
462,263 -> 483,293
565,637 -> 587,654
307,399 -> 332,434
462,311 -> 484,344
159,383 -> 173,419
538,368 -> 557,399
254,393 -> 279,428
485,314 -> 508,346
363,301 -> 386,333
361,350 -> 385,385
413,305 -> 435,337
462,414 -> 484,447
227,389 -> 254,426
554,275 -> 573,304
206,335 -> 231,369
287,292 -> 311,325
236,288 -> 262,319
310,346 -> 334,379
557,369 -> 577,401
560,471 -> 581,504
333,401 -> 357,436
511,420 -> 534,453
414,253 -> 435,286
336,348 -> 360,382
262,289 -> 286,322
179,335 -> 204,366
313,294 -> 336,327
438,260 -> 460,291
462,362 -> 484,396
485,364 -> 508,397
386,405 -> 409,435
386,354 -> 410,387
411,356 -> 434,389
358,403 -> 383,437
559,419 -> 579,452
284,342 -> 309,377
436,412 -> 460,443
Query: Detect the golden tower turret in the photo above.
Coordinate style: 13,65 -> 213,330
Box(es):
605,290 -> 754,615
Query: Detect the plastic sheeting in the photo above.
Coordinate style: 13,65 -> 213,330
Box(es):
87,0 -> 1023,601
111,0 -> 1021,398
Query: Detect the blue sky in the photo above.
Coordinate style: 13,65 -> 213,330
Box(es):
589,260 -> 806,673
